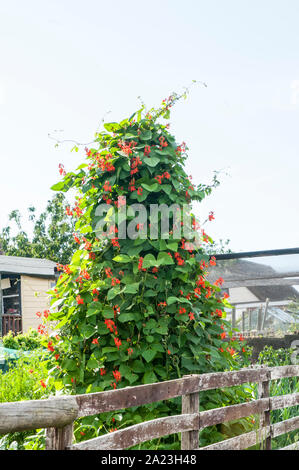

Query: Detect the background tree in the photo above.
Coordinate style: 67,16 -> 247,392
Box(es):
0,193 -> 77,265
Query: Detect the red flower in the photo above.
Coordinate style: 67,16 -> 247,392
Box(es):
114,337 -> 122,350
208,211 -> 215,221
103,180 -> 112,192
73,233 -> 81,244
209,256 -> 216,266
92,338 -> 99,345
76,295 -> 84,305
81,269 -> 90,280
43,309 -> 50,318
105,267 -> 112,278
138,257 -> 144,271
111,277 -> 120,286
112,370 -> 121,382
215,309 -> 223,318
214,277 -> 224,287
111,238 -> 120,248
47,341 -> 54,352
144,145 -> 151,156
227,347 -> 236,356
137,187 -> 143,195
40,380 -> 47,389
188,312 -> 195,321
159,136 -> 168,148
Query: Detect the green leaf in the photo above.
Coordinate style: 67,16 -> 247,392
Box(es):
87,303 -> 101,317
79,324 -> 96,339
104,122 -> 120,132
107,287 -> 124,300
124,283 -> 140,294
87,355 -> 99,369
102,307 -> 114,318
142,349 -> 157,363
141,182 -> 159,192
118,313 -> 136,322
167,241 -> 178,251
167,296 -> 179,306
144,157 -> 160,167
142,253 -> 158,268
132,360 -> 145,373
140,130 -> 152,141
113,254 -> 131,263
50,181 -> 65,191
143,370 -> 158,384
157,252 -> 175,266
161,184 -> 172,195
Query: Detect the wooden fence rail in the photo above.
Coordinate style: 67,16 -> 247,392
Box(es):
0,365 -> 298,450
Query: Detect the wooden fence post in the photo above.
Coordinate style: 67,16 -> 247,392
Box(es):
257,307 -> 263,332
242,311 -> 246,332
231,307 -> 236,329
181,375 -> 199,450
258,369 -> 271,450
46,423 -> 74,450
248,309 -> 252,332
261,298 -> 269,331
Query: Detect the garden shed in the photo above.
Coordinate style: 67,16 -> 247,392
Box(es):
0,255 -> 56,336
209,248 -> 299,333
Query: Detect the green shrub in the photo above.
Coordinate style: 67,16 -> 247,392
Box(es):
2,328 -> 44,351
256,346 -> 299,449
0,350 -> 57,450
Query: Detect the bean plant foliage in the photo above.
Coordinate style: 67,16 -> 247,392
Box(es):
45,90 -> 250,446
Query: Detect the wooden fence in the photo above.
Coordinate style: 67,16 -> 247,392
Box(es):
0,365 -> 299,450
2,315 -> 22,336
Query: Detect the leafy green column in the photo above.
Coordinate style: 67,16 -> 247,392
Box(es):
45,93 -> 249,445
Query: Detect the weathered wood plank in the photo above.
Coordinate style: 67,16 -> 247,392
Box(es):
69,413 -> 199,450
75,369 -> 270,416
272,416 -> 299,438
181,377 -> 199,450
75,375 -> 201,416
46,423 -> 74,450
200,398 -> 269,429
270,365 -> 299,380
271,393 -> 299,410
258,374 -> 271,449
199,427 -> 271,450
198,368 -> 269,391
0,397 -> 78,434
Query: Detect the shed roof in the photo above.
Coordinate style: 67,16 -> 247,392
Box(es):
0,255 -> 56,277
208,258 -> 299,302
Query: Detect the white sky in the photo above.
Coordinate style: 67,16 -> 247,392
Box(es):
0,0 -> 298,252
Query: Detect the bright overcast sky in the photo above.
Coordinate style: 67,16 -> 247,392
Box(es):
0,0 -> 298,252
